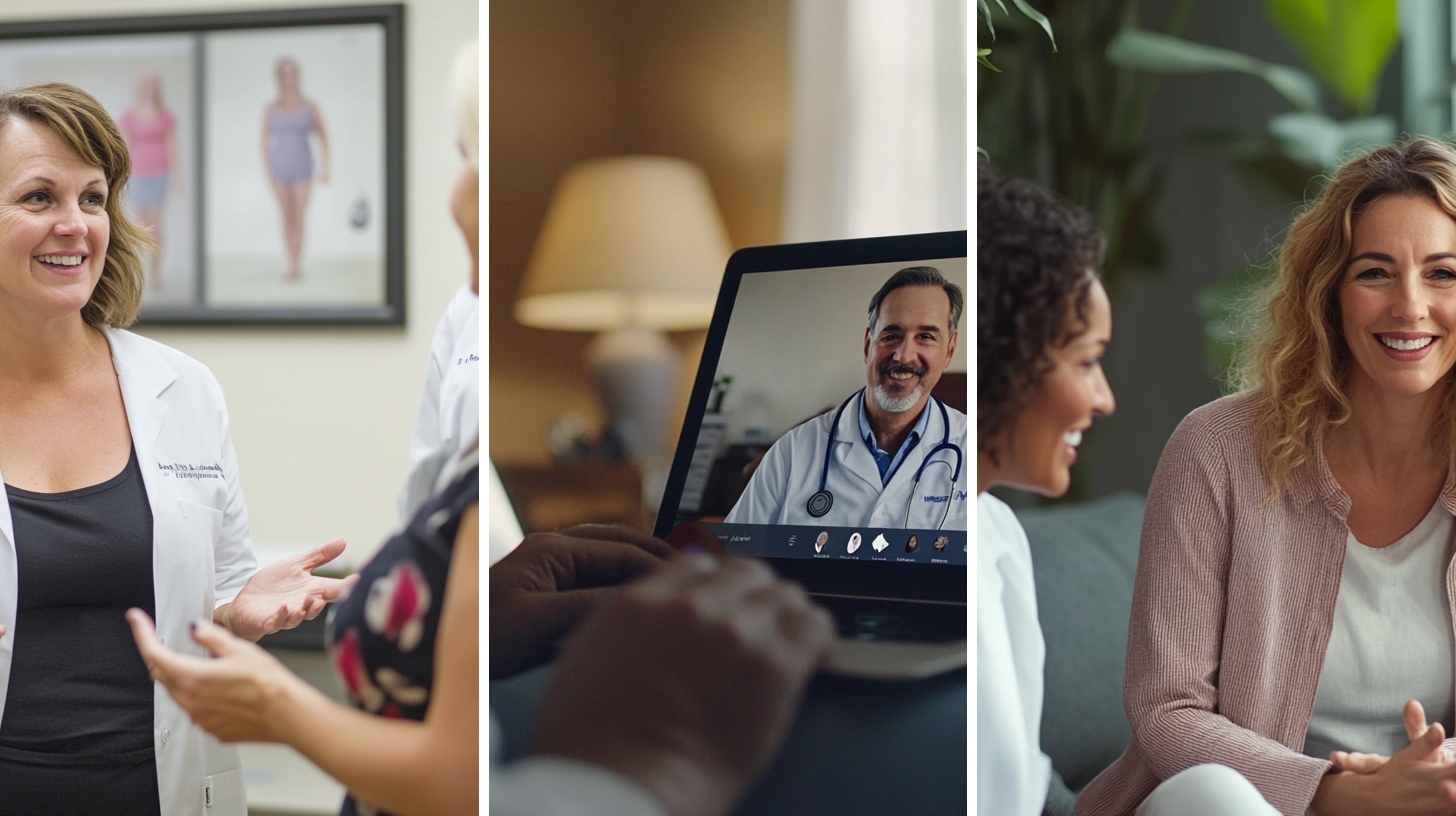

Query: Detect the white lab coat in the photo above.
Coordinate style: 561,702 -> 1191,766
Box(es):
397,285 -> 480,523
0,329 -> 254,816
725,391 -> 968,529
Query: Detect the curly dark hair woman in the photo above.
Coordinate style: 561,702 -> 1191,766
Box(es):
976,162 -> 1117,816
976,161 -> 1111,487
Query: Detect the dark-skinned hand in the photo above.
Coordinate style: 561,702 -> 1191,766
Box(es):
489,524 -> 673,678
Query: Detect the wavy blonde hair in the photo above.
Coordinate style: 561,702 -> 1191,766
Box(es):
0,82 -> 157,328
1233,138 -> 1456,496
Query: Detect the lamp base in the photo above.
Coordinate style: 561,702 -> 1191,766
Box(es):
587,326 -> 679,508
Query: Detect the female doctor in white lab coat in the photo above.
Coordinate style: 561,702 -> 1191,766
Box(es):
0,83 -> 352,815
725,390 -> 968,531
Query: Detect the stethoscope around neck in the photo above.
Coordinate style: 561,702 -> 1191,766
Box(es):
805,388 -> 964,528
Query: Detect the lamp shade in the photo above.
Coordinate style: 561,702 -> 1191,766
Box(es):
516,156 -> 731,332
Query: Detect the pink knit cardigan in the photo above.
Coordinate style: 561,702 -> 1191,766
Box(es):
1074,391 -> 1456,816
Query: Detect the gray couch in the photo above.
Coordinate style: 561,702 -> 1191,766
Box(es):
1014,492 -> 1146,816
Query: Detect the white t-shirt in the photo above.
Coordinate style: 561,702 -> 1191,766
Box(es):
1303,502 -> 1456,761
977,492 -> 1052,816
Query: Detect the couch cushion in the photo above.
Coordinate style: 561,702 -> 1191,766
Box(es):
1016,492 -> 1144,803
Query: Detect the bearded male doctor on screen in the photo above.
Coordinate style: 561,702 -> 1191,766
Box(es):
725,267 -> 968,530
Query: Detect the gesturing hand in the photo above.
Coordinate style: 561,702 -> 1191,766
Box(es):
490,525 -> 673,678
535,556 -> 835,816
223,538 -> 360,640
127,609 -> 312,744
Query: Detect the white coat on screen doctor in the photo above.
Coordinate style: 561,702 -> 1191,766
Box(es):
724,389 -> 967,529
724,273 -> 967,530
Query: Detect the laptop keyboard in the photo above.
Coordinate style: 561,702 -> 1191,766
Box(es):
813,595 -> 966,643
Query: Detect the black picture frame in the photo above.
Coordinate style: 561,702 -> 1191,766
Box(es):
0,4 -> 406,325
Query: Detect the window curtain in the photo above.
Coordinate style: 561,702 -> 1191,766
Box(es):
782,0 -> 967,243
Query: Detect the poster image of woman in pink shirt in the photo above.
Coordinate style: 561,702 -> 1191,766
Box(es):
1077,139 -> 1456,815
118,72 -> 179,291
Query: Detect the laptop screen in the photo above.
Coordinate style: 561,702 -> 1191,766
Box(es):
656,232 -> 967,600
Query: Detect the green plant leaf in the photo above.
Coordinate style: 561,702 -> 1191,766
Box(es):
1107,28 -> 1321,113
978,48 -> 1001,72
1008,0 -> 1055,51
978,0 -> 994,40
1264,0 -> 1397,116
1267,112 -> 1395,170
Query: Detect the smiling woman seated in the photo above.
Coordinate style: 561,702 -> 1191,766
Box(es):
1077,140 -> 1456,816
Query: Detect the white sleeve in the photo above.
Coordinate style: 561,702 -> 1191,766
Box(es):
490,713 -> 665,816
490,757 -> 668,816
975,495 -> 1051,816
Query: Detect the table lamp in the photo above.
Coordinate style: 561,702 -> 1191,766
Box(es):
515,155 -> 731,502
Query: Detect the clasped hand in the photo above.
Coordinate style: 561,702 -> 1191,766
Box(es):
1313,700 -> 1456,815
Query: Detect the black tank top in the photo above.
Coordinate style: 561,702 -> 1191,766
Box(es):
0,447 -> 160,814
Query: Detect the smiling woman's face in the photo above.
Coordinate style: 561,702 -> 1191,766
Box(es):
995,278 -> 1115,497
1340,194 -> 1456,400
0,118 -> 110,322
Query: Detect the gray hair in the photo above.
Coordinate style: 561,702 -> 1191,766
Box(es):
867,266 -> 964,332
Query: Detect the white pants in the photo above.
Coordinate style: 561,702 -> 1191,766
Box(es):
1133,764 -> 1281,816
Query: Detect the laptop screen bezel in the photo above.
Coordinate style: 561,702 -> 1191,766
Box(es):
653,230 -> 968,602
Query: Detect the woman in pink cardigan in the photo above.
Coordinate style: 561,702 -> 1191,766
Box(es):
1077,139 -> 1456,816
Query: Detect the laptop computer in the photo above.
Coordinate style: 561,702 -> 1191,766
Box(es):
654,230 -> 967,680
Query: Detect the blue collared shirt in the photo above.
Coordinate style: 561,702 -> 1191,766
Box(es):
859,392 -> 931,486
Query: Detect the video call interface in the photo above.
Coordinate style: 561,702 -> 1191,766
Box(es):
665,256 -> 969,567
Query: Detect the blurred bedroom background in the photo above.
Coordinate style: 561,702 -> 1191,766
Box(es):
490,0 -> 968,539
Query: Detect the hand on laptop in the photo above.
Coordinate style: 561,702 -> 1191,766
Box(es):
535,555 -> 835,816
490,524 -> 674,678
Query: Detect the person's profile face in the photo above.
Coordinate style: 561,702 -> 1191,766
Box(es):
933,535 -> 948,551
847,532 -> 861,554
815,532 -> 828,552
863,285 -> 959,416
1340,193 -> 1456,399
997,278 -> 1115,498
906,535 -> 919,553
449,163 -> 479,287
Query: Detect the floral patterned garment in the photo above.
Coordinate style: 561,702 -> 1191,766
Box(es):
325,452 -> 479,816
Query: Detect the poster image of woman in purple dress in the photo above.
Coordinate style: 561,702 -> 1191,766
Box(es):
262,57 -> 330,281
119,72 -> 180,291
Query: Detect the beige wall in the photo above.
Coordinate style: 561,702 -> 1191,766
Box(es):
0,0 -> 480,564
489,0 -> 789,465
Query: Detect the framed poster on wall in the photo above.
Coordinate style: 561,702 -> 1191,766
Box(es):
0,4 -> 405,324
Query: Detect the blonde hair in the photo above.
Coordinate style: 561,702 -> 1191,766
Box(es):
1234,138 -> 1456,496
0,82 -> 156,328
452,41 -> 478,168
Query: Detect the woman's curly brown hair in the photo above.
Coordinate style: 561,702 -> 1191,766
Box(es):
977,162 -> 1105,463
